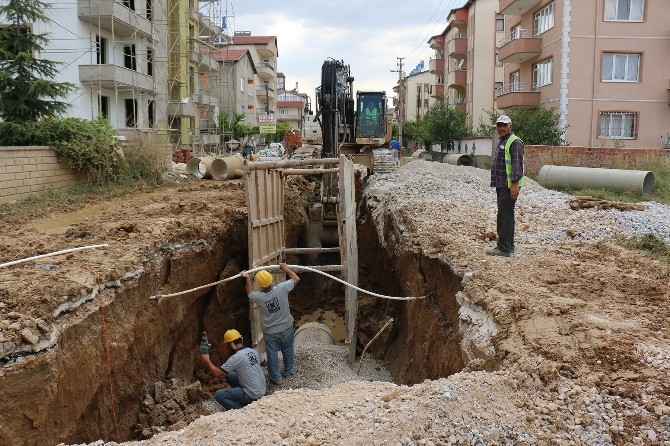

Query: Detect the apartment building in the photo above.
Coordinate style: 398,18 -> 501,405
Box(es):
210,48 -> 257,128
402,70 -> 439,122
226,32 -> 279,125
429,0 -> 505,128
497,0 -> 670,148
276,89 -> 309,133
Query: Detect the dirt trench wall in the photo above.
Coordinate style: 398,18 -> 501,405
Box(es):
357,206 -> 497,385
0,220 -> 248,446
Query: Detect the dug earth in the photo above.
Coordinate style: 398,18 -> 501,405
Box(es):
0,160 -> 669,446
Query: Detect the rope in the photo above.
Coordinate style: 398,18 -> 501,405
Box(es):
150,264 -> 426,301
357,318 -> 394,375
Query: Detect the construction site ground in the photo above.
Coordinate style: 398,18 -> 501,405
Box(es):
1,160 -> 669,446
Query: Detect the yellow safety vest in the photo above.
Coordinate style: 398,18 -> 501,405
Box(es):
504,134 -> 524,188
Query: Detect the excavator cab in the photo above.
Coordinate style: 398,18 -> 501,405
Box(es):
356,92 -> 386,142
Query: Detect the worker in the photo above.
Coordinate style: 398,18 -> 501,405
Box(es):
362,101 -> 379,134
389,138 -> 401,164
241,263 -> 300,385
200,329 -> 267,409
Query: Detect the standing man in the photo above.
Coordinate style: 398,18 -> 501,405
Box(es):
488,115 -> 524,257
241,263 -> 300,385
200,329 -> 266,410
389,137 -> 401,164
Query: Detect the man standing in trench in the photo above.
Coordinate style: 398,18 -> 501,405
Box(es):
488,115 -> 524,257
241,263 -> 300,385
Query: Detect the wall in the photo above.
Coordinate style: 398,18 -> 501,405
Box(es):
0,146 -> 86,204
524,145 -> 670,177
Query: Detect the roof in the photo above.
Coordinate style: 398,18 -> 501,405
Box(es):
232,36 -> 276,46
210,49 -> 248,62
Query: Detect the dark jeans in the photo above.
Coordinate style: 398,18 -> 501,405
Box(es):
213,372 -> 254,410
496,187 -> 516,253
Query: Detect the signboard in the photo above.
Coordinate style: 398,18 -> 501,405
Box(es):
259,114 -> 277,134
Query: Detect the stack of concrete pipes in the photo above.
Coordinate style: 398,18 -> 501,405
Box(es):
185,154 -> 245,180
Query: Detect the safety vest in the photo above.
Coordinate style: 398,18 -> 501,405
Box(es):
364,107 -> 378,119
504,133 -> 525,188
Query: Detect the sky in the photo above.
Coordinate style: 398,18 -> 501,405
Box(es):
209,0 -> 468,110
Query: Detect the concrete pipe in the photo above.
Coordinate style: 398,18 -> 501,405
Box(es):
186,157 -> 227,180
443,154 -> 475,166
220,154 -> 245,180
294,322 -> 335,347
538,165 -> 655,195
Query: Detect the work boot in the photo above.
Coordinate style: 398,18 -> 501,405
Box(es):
487,247 -> 510,257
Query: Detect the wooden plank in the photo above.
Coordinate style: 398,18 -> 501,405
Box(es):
281,168 -> 340,176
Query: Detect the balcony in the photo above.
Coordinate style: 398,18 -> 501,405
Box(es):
256,62 -> 276,81
256,43 -> 277,59
256,85 -> 275,98
429,35 -> 445,50
447,69 -> 467,91
499,0 -> 543,16
449,98 -> 467,111
429,58 -> 445,75
450,8 -> 468,27
498,29 -> 541,64
448,37 -> 467,60
188,8 -> 219,35
79,64 -> 155,92
78,0 -> 153,38
495,83 -> 540,108
193,92 -> 219,107
431,84 -> 445,99
168,99 -> 197,117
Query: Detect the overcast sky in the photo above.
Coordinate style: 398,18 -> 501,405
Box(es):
212,0 -> 467,110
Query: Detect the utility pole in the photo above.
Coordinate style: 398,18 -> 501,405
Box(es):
391,57 -> 404,149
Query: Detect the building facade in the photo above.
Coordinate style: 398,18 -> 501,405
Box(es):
403,70 -> 439,122
428,0 -> 504,128
497,0 -> 670,148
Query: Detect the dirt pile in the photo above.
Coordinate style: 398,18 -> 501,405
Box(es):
1,160 -> 669,446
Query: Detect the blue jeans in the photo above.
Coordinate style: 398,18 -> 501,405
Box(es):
264,326 -> 295,383
213,372 -> 254,410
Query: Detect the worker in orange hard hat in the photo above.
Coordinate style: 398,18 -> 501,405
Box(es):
200,328 -> 267,409
241,263 -> 300,386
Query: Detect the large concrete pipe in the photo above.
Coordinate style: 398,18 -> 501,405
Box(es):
294,322 -> 335,347
186,156 -> 227,179
219,154 -> 245,180
538,165 -> 655,195
443,154 -> 475,166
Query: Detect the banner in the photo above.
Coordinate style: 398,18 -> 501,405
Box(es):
259,114 -> 277,134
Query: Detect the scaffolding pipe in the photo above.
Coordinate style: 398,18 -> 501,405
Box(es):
538,165 -> 655,195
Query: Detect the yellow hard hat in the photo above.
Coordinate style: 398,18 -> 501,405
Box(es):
255,270 -> 273,288
223,329 -> 242,344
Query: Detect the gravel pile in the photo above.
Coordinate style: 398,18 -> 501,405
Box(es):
367,161 -> 670,247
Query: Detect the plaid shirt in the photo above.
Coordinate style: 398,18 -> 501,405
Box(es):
490,133 -> 524,188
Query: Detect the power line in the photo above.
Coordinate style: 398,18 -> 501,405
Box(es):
403,0 -> 465,60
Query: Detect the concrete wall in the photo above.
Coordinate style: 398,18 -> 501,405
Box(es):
0,146 -> 86,204
524,145 -> 670,177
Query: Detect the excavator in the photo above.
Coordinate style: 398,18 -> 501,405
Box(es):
309,59 -> 394,247
314,58 -> 393,173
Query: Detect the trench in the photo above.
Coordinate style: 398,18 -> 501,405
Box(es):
0,182 -> 500,446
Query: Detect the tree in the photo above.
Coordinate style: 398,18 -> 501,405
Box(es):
0,0 -> 75,122
481,107 -> 567,146
421,100 -> 470,151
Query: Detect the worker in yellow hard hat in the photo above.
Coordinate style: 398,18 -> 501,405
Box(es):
200,328 -> 267,409
241,263 -> 300,386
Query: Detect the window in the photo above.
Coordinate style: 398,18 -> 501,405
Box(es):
123,45 -> 136,70
495,82 -> 503,96
240,77 -> 244,93
146,0 -> 152,21
280,108 -> 287,115
122,0 -> 135,11
496,14 -> 505,32
605,0 -> 644,21
532,59 -> 553,88
147,47 -> 153,76
416,84 -> 421,93
602,53 -> 639,82
98,95 -> 109,120
424,99 -> 429,108
147,100 -> 155,127
424,84 -> 430,93
96,35 -> 107,64
599,112 -> 637,138
125,99 -> 137,128
534,3 -> 555,35
510,71 -> 520,91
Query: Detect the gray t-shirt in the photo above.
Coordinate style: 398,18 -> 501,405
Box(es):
249,279 -> 296,334
221,347 -> 266,400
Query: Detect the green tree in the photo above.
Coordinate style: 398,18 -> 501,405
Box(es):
421,100 -> 470,151
0,0 -> 75,122
482,107 -> 566,145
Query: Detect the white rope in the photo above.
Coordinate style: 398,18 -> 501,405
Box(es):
0,244 -> 109,269
150,264 -> 426,301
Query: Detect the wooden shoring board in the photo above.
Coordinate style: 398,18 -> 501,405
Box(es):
245,164 -> 285,349
337,156 -> 359,364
